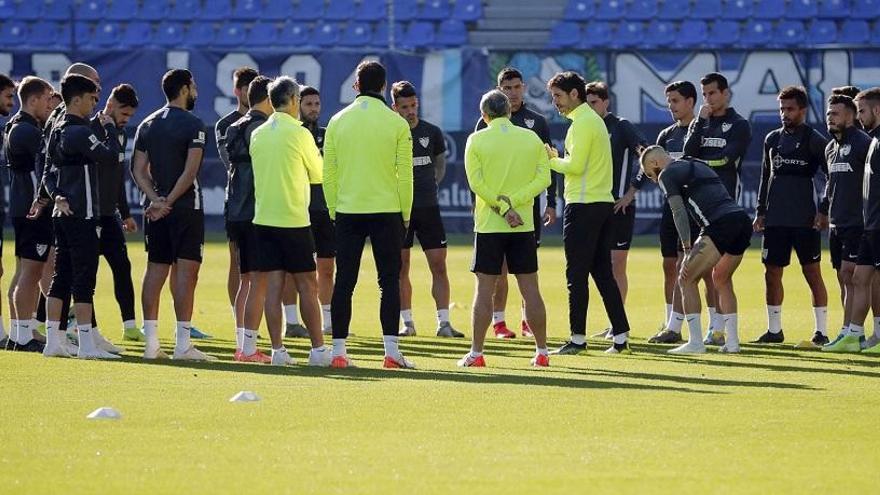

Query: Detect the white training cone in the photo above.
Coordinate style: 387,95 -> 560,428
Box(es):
87,407 -> 122,420
229,391 -> 260,403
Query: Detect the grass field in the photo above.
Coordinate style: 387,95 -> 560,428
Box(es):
1,237 -> 878,494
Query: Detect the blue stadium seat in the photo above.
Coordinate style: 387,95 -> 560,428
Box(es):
74,22 -> 93,47
155,22 -> 185,47
30,21 -> 62,47
246,22 -> 279,46
340,22 -> 373,46
278,22 -> 311,46
753,0 -> 785,19
612,21 -> 644,49
739,20 -> 772,47
872,20 -> 880,44
772,20 -> 806,46
838,20 -> 870,44
92,22 -> 123,47
169,0 -> 200,19
452,0 -> 483,21
120,22 -> 153,47
372,22 -> 404,47
692,0 -> 722,19
17,1 -> 43,20
292,0 -> 325,21
578,21 -> 612,49
564,1 -> 594,20
0,21 -> 29,46
326,0 -> 356,21
788,0 -> 819,19
393,0 -> 418,21
184,22 -> 216,46
643,20 -> 676,48
807,20 -> 838,44
232,0 -> 261,20
850,0 -> 880,19
658,0 -> 691,20
215,22 -> 248,47
436,19 -> 467,46
626,0 -> 658,21
708,20 -> 740,47
596,0 -> 625,20
201,0 -> 232,21
139,1 -> 170,21
0,0 -> 15,17
548,21 -> 580,48
677,20 -> 709,48
106,0 -> 138,20
818,0 -> 851,19
418,0 -> 451,21
313,23 -> 341,46
722,0 -> 753,19
355,0 -> 386,21
401,21 -> 435,50
262,0 -> 293,20
75,0 -> 106,21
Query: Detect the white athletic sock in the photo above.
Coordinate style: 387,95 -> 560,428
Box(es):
665,304 -> 673,324
0,319 -> 6,340
9,319 -> 20,343
767,305 -> 782,333
724,314 -> 739,345
175,321 -> 191,351
668,312 -> 685,332
708,306 -> 724,332
15,319 -> 31,345
492,311 -> 505,324
570,333 -> 586,345
77,324 -> 96,353
143,320 -> 159,348
123,319 -> 136,330
685,314 -> 703,344
284,305 -> 299,325
235,328 -> 244,351
242,329 -> 258,355
92,327 -> 106,342
400,309 -> 413,323
437,308 -> 450,324
613,331 -> 628,345
814,307 -> 828,336
46,320 -> 63,348
469,347 -> 483,357
321,304 -> 332,329
383,335 -> 400,357
848,324 -> 866,337
332,338 -> 347,357
873,317 -> 880,338
521,305 -> 528,322
536,347 -> 549,356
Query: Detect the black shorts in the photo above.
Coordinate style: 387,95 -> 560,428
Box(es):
761,226 -> 821,267
309,209 -> 336,258
471,231 -> 538,275
254,225 -> 316,274
403,206 -> 447,250
610,206 -> 635,251
659,203 -> 700,258
144,208 -> 205,264
857,229 -> 880,269
13,215 -> 53,262
227,220 -> 259,274
702,212 -> 752,256
830,226 -> 862,269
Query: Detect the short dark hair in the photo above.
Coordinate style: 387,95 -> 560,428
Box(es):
700,72 -> 729,91
233,67 -> 258,90
356,60 -> 386,94
778,85 -> 808,109
585,81 -> 609,100
60,74 -> 98,105
391,80 -> 417,103
832,86 -> 861,99
665,80 -> 697,103
18,76 -> 52,104
110,83 -> 138,108
247,76 -> 272,107
0,74 -> 14,92
496,67 -> 523,86
828,94 -> 857,114
161,69 -> 193,101
854,87 -> 880,105
547,71 -> 587,102
268,76 -> 299,109
300,85 -> 320,99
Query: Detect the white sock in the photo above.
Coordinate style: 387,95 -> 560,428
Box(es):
46,320 -> 63,348
570,333 -> 586,345
685,314 -> 703,344
284,305 -> 299,325
437,308 -> 450,325
175,321 -> 191,350
724,314 -> 739,345
873,317 -> 880,338
15,320 -> 31,345
612,331 -> 628,345
767,305 -> 782,333
536,347 -> 549,356
242,329 -> 258,355
321,304 -> 332,329
469,344 -> 483,356
77,324 -> 96,353
665,304 -> 673,324
848,324 -> 866,337
9,319 -> 19,343
332,338 -> 346,357
123,319 -> 136,330
92,327 -> 106,342
235,328 -> 244,351
492,311 -> 505,324
400,309 -> 413,323
143,320 -> 159,348
383,335 -> 400,357
668,312 -> 685,332
0,319 -> 6,340
707,306 -> 717,328
813,307 -> 827,335
521,305 -> 528,322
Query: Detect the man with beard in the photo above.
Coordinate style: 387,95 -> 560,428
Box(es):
0,74 -> 16,348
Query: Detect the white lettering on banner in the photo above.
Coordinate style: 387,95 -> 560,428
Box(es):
32,53 -> 71,89
280,54 -> 321,90
214,53 -> 259,118
612,53 -> 715,121
167,50 -> 189,70
523,56 -> 574,118
728,51 -> 807,121
0,54 -> 11,77
437,181 -> 474,210
339,55 -> 378,105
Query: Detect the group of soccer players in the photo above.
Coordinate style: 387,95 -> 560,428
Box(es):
1,59 -> 879,369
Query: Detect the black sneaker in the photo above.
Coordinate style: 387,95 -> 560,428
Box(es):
12,339 -> 45,353
0,336 -> 11,351
648,329 -> 684,344
550,340 -> 587,355
811,332 -> 830,346
750,330 -> 785,344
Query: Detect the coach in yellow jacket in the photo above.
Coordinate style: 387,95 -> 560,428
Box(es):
322,61 -> 415,369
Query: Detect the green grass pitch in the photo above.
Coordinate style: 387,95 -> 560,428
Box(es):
0,237 -> 877,494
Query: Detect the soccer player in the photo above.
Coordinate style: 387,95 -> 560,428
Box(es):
216,66 -> 258,341
0,74 -> 14,348
458,90 -> 551,367
582,81 -> 647,338
4,76 -> 55,352
323,61 -> 414,369
682,72 -> 751,345
545,71 -> 632,355
391,80 -> 463,338
131,69 -> 212,361
640,146 -> 752,354
474,67 -> 558,339
224,75 -> 272,358
38,74 -> 121,359
752,86 -> 830,347
818,94 -> 873,349
854,88 -> 880,348
648,81 -> 720,345
244,76 -> 330,366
